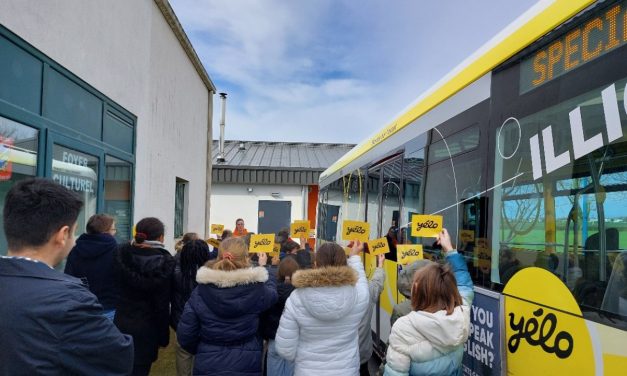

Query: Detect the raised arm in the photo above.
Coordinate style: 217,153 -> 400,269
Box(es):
437,228 -> 474,307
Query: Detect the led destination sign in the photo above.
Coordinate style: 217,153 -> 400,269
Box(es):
520,2 -> 627,93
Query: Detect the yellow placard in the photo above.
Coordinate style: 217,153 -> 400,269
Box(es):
249,234 -> 275,253
460,229 -> 475,243
291,220 -> 310,237
474,237 -> 490,271
410,214 -> 442,237
273,243 -> 281,253
342,220 -> 370,242
207,238 -> 220,249
210,224 -> 224,235
268,251 -> 280,259
367,237 -> 390,256
397,244 -> 423,265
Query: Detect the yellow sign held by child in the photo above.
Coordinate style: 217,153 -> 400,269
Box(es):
410,215 -> 442,237
207,238 -> 221,249
368,237 -> 390,256
291,220 -> 310,237
397,244 -> 423,265
342,220 -> 370,242
210,224 -> 224,235
249,234 -> 275,253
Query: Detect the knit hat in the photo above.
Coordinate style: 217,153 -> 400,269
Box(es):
397,259 -> 434,298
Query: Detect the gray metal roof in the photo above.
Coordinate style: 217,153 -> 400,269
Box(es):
212,140 -> 354,185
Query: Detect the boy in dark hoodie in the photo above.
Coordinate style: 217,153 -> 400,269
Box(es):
65,213 -> 119,320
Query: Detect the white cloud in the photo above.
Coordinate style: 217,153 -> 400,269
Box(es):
169,0 -> 539,143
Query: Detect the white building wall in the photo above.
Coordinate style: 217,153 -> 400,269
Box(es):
0,0 -> 211,251
210,184 -> 306,235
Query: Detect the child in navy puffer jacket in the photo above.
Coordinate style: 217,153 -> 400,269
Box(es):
177,237 -> 278,376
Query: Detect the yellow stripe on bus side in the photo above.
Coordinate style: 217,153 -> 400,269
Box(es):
321,0 -> 595,181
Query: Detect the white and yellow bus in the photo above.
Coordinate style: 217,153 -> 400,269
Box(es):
316,1 -> 626,374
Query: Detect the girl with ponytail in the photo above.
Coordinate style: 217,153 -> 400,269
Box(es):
170,240 -> 211,375
114,217 -> 175,376
176,237 -> 278,375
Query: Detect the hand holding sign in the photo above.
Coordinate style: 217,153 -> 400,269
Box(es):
436,228 -> 454,253
258,252 -> 268,266
347,240 -> 364,256
411,215 -> 442,237
377,254 -> 385,268
249,234 -> 275,253
342,220 -> 370,242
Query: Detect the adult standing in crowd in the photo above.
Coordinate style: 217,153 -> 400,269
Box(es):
115,217 -> 175,376
384,228 -> 474,376
358,254 -> 386,375
64,213 -> 120,320
171,239 -> 211,376
233,218 -> 248,237
0,178 -> 133,375
275,240 -> 369,375
177,237 -> 278,375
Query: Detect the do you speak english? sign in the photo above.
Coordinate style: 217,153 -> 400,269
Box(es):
462,289 -> 501,376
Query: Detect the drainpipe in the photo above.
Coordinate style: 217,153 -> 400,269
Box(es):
217,93 -> 227,162
205,91 -> 215,239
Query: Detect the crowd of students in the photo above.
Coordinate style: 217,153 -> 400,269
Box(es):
0,178 -> 474,376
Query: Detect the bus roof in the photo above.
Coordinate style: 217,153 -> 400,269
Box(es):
319,0 -> 595,185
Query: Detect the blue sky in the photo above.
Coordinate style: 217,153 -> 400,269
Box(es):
169,0 -> 538,144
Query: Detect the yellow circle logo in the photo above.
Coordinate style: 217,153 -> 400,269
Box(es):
503,267 -> 594,374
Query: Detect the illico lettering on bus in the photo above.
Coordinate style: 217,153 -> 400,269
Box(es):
528,82 -> 624,180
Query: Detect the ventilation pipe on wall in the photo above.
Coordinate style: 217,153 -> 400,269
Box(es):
217,92 -> 227,162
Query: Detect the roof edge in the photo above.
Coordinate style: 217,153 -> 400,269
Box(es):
154,0 -> 217,93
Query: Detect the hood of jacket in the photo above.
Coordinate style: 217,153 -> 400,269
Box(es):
116,243 -> 175,292
195,266 -> 269,317
407,306 -> 468,354
291,265 -> 358,321
71,233 -> 118,259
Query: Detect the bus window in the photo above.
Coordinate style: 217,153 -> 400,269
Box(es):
492,75 -> 627,324
317,170 -> 366,245
401,148 -> 425,246
423,148 -> 485,272
366,167 -> 381,242
380,157 -> 402,261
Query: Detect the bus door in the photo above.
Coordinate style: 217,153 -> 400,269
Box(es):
367,155 -> 403,349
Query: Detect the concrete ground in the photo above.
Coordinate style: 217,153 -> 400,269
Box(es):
151,330 -> 383,375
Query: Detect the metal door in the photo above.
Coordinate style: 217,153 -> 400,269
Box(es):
257,200 -> 291,234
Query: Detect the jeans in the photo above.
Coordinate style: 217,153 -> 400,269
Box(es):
266,339 -> 294,376
103,309 -> 115,321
